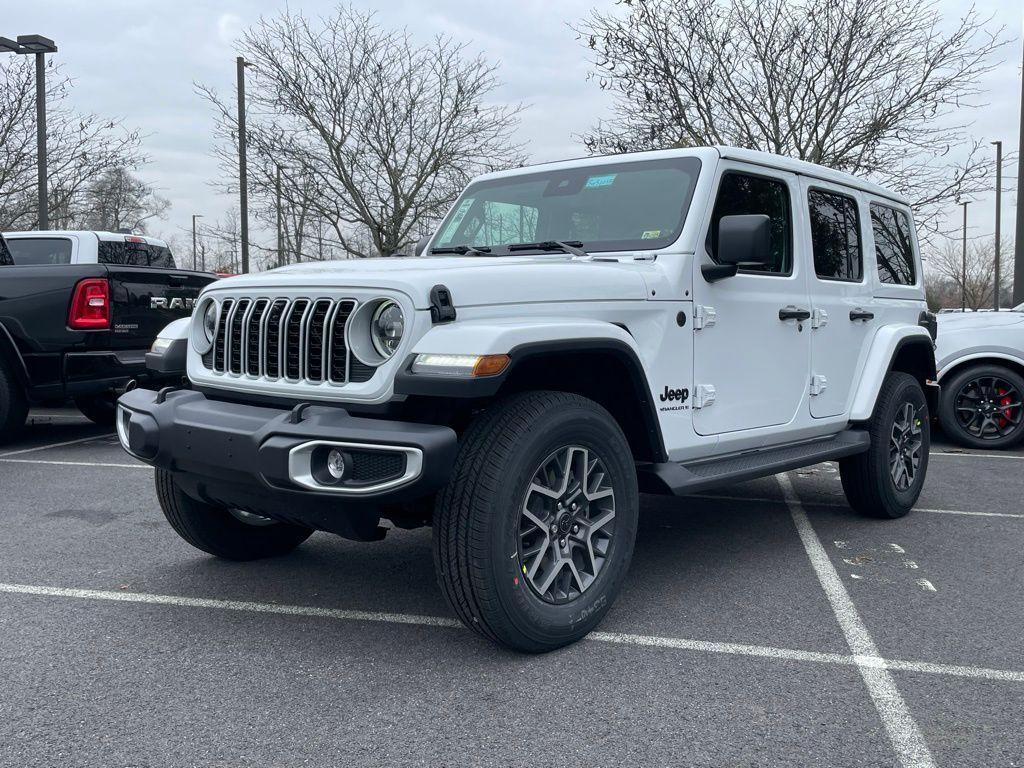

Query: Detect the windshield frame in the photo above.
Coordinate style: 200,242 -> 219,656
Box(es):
431,156 -> 703,256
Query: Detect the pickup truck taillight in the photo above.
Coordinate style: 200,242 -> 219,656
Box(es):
68,278 -> 111,330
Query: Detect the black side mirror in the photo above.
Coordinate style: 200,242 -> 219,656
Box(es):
414,234 -> 433,257
702,214 -> 771,282
718,214 -> 771,265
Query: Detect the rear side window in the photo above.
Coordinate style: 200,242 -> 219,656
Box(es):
0,237 -> 12,266
709,173 -> 792,274
5,237 -> 73,265
809,189 -> 862,281
870,204 -> 916,285
98,241 -> 176,268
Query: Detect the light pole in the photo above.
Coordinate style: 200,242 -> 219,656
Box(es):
192,214 -> 203,271
1014,40 -> 1024,307
0,34 -> 58,230
993,141 -> 1002,310
237,56 -> 254,274
276,165 -> 284,268
961,200 -> 970,312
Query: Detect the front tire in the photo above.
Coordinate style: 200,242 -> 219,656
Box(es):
939,364 -> 1024,450
434,391 -> 639,653
155,469 -> 313,560
840,372 -> 929,519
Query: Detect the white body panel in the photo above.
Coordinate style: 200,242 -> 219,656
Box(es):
935,312 -> 1024,379
180,146 -> 928,463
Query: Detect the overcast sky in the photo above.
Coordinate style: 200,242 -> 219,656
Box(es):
5,0 -> 1022,261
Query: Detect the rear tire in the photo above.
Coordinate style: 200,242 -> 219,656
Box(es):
155,469 -> 313,560
0,359 -> 29,445
840,372 -> 929,519
75,392 -> 118,426
433,391 -> 639,653
939,364 -> 1024,450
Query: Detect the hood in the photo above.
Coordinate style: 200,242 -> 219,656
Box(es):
206,254 -> 652,308
936,311 -> 1024,332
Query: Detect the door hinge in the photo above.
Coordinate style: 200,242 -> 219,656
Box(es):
810,308 -> 829,329
694,305 -> 717,330
809,374 -> 828,396
693,383 -> 717,409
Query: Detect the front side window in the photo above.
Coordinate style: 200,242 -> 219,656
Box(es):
98,241 -> 175,268
709,172 -> 792,274
870,204 -> 916,285
433,157 -> 702,253
809,189 -> 862,281
5,237 -> 73,265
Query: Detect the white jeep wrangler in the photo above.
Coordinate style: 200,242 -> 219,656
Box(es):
119,147 -> 937,652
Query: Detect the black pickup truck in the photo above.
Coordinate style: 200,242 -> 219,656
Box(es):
0,233 -> 215,441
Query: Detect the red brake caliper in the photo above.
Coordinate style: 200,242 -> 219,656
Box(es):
997,387 -> 1013,429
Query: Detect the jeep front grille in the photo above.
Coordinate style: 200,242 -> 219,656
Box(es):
205,296 -> 372,384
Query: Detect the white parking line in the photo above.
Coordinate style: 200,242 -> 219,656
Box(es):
690,493 -> 1024,520
777,473 -> 936,768
0,458 -> 147,469
0,434 -> 111,458
1,582 -> 1022,684
930,451 -> 1024,460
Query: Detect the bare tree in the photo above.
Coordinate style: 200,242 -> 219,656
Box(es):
926,237 -> 1014,310
81,167 -> 170,232
0,57 -> 146,230
576,0 -> 1007,235
198,5 -> 525,259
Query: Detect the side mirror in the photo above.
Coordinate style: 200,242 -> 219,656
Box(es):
414,234 -> 433,257
702,214 -> 771,282
717,214 -> 771,265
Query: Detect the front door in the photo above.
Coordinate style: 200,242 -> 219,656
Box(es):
692,166 -> 811,436
801,180 -> 876,418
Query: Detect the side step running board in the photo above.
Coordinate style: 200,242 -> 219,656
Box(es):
638,430 -> 870,496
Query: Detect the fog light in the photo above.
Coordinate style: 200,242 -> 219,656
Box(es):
326,448 -> 346,480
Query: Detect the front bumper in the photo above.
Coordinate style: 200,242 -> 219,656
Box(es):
117,388 -> 458,520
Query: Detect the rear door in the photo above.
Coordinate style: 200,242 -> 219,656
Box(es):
692,164 -> 812,435
801,180 -> 875,418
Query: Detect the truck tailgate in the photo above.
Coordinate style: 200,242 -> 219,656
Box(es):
106,267 -> 215,349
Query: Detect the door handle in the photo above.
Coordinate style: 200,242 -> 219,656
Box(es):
778,306 -> 811,322
849,308 -> 875,322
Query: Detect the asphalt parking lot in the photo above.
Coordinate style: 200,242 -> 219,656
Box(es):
1,407 -> 1022,768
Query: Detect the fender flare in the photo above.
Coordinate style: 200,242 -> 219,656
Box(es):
395,318 -> 667,461
849,326 -> 935,422
937,349 -> 1024,381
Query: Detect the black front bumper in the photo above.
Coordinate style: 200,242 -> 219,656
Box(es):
117,388 -> 458,525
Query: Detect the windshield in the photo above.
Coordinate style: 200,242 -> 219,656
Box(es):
432,156 -> 702,254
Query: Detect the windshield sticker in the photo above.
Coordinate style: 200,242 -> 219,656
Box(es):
584,174 -> 617,189
641,230 -> 662,239
439,198 -> 475,242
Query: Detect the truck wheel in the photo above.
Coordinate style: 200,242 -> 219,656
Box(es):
434,391 -> 639,652
840,372 -> 929,519
939,364 -> 1024,450
74,393 -> 117,426
0,360 -> 29,445
155,469 -> 313,560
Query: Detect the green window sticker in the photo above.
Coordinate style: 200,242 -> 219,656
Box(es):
641,230 -> 662,239
584,174 -> 617,189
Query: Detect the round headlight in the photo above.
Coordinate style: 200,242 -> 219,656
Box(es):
192,300 -> 218,354
203,302 -> 218,343
370,301 -> 404,358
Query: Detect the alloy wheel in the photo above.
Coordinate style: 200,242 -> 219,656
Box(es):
889,402 -> 923,491
517,445 -> 616,605
953,375 -> 1023,441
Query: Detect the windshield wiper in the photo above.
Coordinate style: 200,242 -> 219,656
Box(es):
430,245 -> 492,255
506,240 -> 589,259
